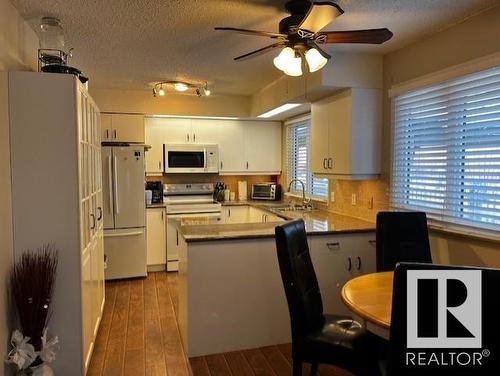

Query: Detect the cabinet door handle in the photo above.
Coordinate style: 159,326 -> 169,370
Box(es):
193,133 -> 196,142
347,257 -> 352,272
105,129 -> 109,139
357,256 -> 362,271
158,161 -> 162,170
228,208 -> 231,217
246,161 -> 249,169
326,242 -> 340,250
220,161 -> 223,169
176,230 -> 179,246
328,158 -> 333,169
187,133 -> 190,142
161,211 -> 164,221
97,207 -> 103,221
322,158 -> 327,170
113,129 -> 117,139
368,240 -> 376,244
90,214 -> 96,230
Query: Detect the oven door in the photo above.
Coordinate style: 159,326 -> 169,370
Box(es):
164,145 -> 206,173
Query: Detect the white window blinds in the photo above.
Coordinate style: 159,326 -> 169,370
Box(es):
287,117 -> 328,199
392,67 -> 500,231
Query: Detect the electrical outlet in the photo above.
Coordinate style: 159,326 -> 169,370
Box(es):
351,193 -> 357,205
368,196 -> 374,210
330,191 -> 335,203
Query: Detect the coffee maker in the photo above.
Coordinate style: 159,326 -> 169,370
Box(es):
145,181 -> 163,204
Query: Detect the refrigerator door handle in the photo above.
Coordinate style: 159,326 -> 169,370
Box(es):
104,230 -> 143,238
113,155 -> 120,214
107,155 -> 114,214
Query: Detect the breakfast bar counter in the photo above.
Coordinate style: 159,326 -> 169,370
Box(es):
176,204 -> 377,358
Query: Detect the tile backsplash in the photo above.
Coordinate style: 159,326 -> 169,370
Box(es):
146,174 -> 278,200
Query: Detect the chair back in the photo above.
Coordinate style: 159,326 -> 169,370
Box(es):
275,220 -> 325,340
376,211 -> 432,271
388,262 -> 500,376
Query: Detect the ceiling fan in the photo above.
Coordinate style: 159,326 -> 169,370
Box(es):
215,0 -> 393,76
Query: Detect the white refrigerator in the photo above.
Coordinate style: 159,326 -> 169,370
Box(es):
102,145 -> 147,279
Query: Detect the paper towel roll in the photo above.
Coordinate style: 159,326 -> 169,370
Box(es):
238,181 -> 247,201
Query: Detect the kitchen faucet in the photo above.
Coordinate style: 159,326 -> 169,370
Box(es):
287,179 -> 311,207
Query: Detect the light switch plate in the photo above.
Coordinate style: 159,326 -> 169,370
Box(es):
351,193 -> 357,205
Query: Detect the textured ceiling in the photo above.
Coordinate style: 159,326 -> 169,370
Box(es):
11,0 -> 499,95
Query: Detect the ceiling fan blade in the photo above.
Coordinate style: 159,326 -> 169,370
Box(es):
320,28 -> 393,44
311,42 -> 331,59
234,43 -> 286,61
298,2 -> 344,33
215,27 -> 286,39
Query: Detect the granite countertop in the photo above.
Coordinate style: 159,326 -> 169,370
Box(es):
180,210 -> 375,243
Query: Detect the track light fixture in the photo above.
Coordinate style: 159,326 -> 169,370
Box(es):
152,81 -> 212,97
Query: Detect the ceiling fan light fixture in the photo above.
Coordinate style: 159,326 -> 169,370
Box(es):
283,56 -> 303,77
305,47 -> 328,73
174,82 -> 189,92
273,47 -> 295,72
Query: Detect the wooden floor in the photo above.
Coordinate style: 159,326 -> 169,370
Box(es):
88,272 -> 352,376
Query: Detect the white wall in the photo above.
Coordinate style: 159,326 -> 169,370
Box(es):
0,0 -> 38,374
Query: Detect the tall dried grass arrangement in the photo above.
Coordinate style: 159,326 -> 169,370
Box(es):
10,245 -> 58,351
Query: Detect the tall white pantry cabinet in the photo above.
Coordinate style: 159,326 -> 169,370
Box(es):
9,72 -> 105,375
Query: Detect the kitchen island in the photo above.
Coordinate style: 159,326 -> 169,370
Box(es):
176,203 -> 377,357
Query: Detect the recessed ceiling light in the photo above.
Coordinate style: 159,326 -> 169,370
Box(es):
258,103 -> 302,118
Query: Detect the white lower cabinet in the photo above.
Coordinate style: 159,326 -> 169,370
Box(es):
222,205 -> 285,224
146,208 -> 166,268
309,232 -> 376,316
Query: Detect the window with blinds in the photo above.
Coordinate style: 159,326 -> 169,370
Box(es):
392,66 -> 500,231
287,117 -> 328,199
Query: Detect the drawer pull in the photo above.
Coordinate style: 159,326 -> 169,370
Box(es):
347,257 -> 352,271
326,242 -> 340,250
368,240 -> 376,245
357,256 -> 362,270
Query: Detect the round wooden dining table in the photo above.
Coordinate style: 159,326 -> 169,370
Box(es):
341,271 -> 394,339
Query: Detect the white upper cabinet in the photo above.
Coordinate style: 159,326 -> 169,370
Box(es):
244,121 -> 282,174
101,113 -> 144,143
311,88 -> 382,179
162,118 -> 192,143
144,118 -> 282,175
191,119 -> 219,144
217,120 -> 246,173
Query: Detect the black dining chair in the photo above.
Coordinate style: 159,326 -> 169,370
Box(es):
388,262 -> 500,376
376,211 -> 432,272
275,220 -> 381,376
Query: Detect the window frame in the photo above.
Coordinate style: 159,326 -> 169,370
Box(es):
285,115 -> 329,201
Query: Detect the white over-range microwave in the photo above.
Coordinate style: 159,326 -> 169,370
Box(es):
163,144 -> 219,173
